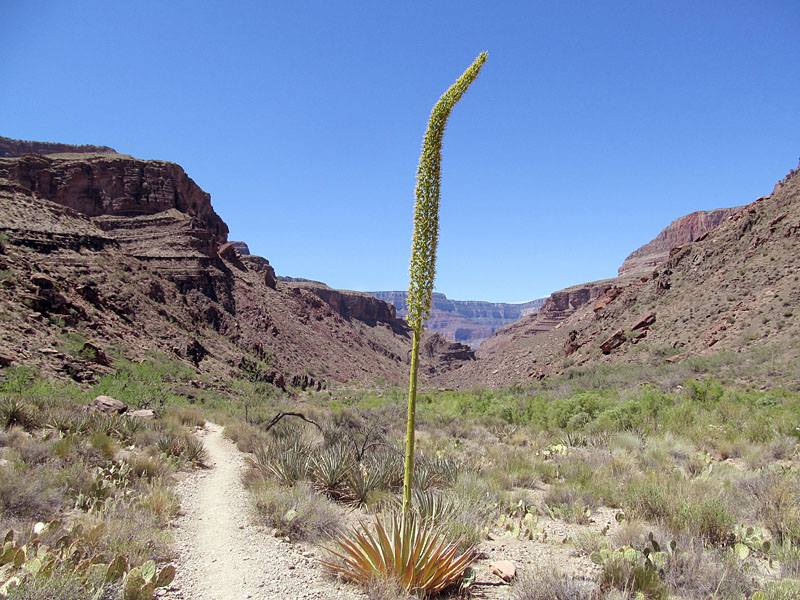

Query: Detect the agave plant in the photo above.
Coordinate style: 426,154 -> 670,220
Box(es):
308,443 -> 356,498
402,51 -> 487,512
252,441 -> 310,485
363,448 -> 404,491
321,512 -> 476,596
341,463 -> 388,507
409,489 -> 458,523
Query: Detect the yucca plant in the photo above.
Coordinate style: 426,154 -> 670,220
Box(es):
364,448 -> 405,491
402,51 -> 487,513
0,396 -> 36,429
321,512 -> 476,596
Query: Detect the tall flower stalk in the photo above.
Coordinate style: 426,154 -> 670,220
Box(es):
402,52 -> 488,515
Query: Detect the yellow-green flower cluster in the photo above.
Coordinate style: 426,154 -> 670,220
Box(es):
407,52 -> 488,331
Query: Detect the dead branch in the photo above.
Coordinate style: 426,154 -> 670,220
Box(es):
263,411 -> 322,433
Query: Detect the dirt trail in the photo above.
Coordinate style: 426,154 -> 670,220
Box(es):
163,423 -> 364,600
163,423 -> 602,599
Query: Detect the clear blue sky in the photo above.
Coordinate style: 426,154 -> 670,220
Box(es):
2,1 -> 798,302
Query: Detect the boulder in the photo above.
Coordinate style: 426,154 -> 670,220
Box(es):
127,409 -> 156,419
593,287 -> 621,313
81,341 -> 111,366
489,559 -> 516,582
91,395 -> 127,414
218,242 -> 247,271
631,311 -> 656,331
600,329 -> 626,354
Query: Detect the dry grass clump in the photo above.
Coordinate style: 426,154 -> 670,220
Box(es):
250,478 -> 343,541
620,472 -> 739,546
223,420 -> 269,453
0,464 -> 66,520
164,404 -> 206,428
742,470 -> 800,545
658,546 -> 756,600
512,567 -> 599,600
1,566 -> 119,600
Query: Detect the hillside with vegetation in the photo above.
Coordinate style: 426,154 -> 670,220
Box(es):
451,161 -> 800,390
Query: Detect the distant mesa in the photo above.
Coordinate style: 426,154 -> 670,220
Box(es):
368,291 -> 545,350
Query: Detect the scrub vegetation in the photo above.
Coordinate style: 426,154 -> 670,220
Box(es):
1,346 -> 799,598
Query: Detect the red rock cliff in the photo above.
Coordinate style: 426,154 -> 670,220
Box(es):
618,207 -> 742,276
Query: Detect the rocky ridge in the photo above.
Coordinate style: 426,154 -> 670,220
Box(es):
0,138 -> 473,388
618,206 -> 743,276
445,160 -> 800,387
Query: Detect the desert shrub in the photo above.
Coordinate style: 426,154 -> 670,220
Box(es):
139,480 -> 179,525
682,492 -> 736,546
513,568 -> 598,600
5,566 -> 119,600
19,438 -> 52,466
620,471 -> 741,546
0,396 -> 38,429
572,531 -> 605,557
251,478 -> 342,541
73,499 -> 173,566
127,453 -> 166,480
769,435 -> 797,460
600,551 -> 668,600
775,540 -> 800,578
742,470 -> 800,544
88,431 -> 117,460
622,473 -> 681,525
544,484 -> 596,524
659,544 -> 755,599
155,431 -> 207,465
756,579 -> 800,600
164,404 -> 205,427
440,471 -> 496,550
224,420 -> 267,453
547,391 -> 613,430
0,464 -> 66,519
684,377 -> 725,404
487,450 -> 539,489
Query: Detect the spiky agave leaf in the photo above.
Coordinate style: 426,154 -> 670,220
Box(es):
321,512 -> 476,596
